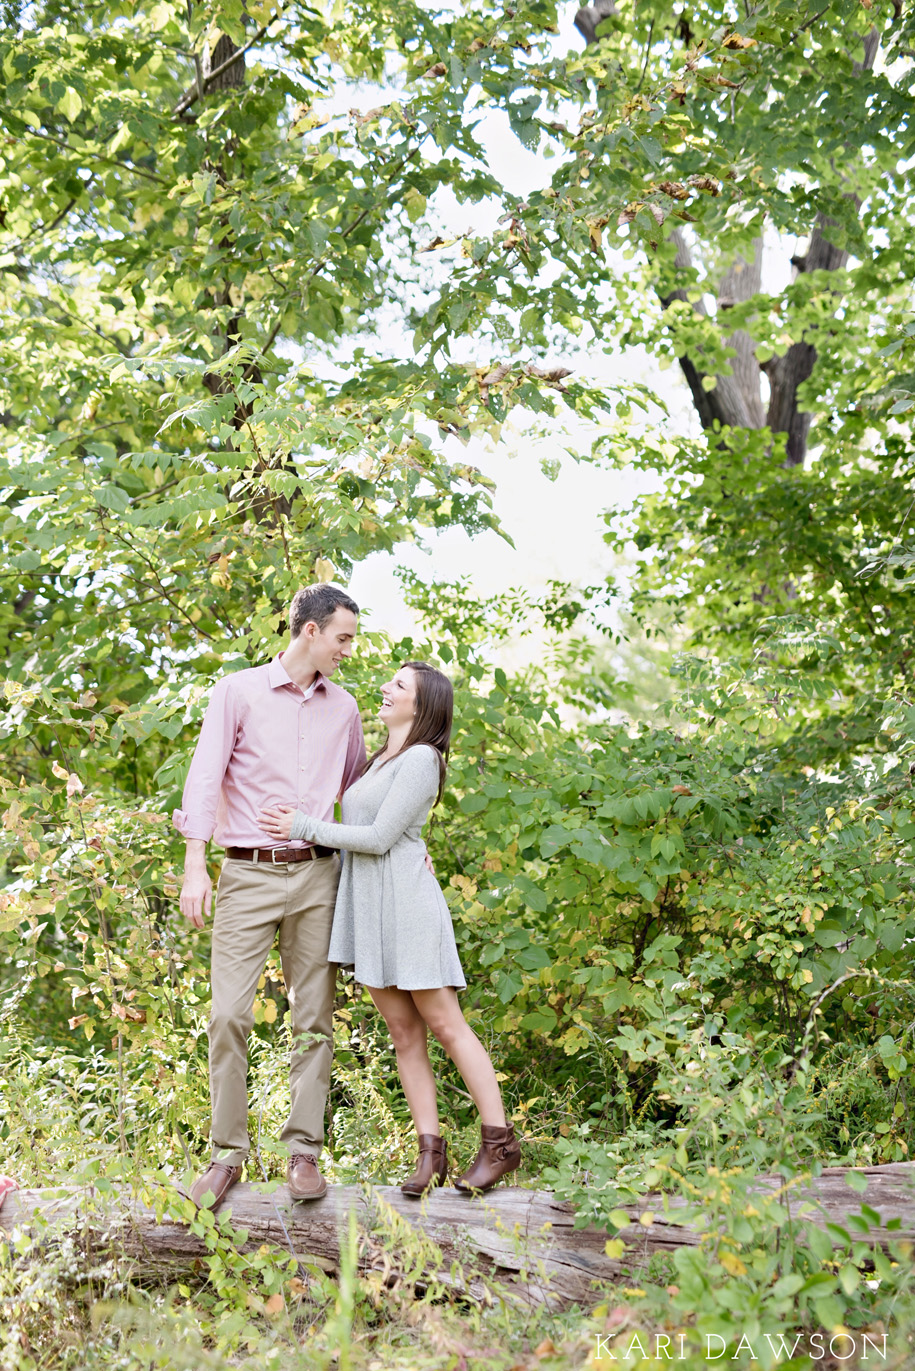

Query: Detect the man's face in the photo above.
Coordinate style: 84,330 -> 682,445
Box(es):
308,607 -> 357,676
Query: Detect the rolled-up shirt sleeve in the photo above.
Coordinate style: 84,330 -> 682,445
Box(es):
172,678 -> 239,842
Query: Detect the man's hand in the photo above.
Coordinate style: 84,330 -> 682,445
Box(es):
180,840 -> 212,928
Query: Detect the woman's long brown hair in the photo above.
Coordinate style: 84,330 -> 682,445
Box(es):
363,661 -> 452,804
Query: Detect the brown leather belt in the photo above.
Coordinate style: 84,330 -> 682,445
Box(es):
226,845 -> 337,864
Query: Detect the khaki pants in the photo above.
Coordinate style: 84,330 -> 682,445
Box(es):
208,855 -> 340,1166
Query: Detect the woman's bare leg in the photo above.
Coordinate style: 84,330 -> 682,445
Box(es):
368,985 -> 440,1135
410,988 -> 506,1128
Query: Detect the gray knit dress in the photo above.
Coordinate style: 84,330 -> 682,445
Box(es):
288,743 -> 466,991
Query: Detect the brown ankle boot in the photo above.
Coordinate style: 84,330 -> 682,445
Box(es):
454,1123 -> 521,1193
401,1134 -> 448,1197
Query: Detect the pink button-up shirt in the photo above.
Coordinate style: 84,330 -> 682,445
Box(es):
172,655 -> 366,850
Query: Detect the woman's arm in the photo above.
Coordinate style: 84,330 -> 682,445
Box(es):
259,746 -> 439,855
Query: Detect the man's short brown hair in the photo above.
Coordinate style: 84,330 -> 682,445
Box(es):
289,584 -> 359,637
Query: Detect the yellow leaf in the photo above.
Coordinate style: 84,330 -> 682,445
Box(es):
605,1238 -> 626,1259
418,235 -> 460,253
719,1250 -> 747,1276
242,272 -> 267,300
263,998 -> 278,1024
314,557 -> 334,582
404,187 -> 427,223
264,1292 -> 284,1315
639,1212 -> 654,1226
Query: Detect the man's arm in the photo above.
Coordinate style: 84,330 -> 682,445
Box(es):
179,838 -> 211,929
341,708 -> 367,793
173,677 -> 238,926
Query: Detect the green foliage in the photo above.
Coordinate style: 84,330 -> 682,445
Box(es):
3,0 -> 915,1365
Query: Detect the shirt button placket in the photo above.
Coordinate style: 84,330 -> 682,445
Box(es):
300,694 -> 307,803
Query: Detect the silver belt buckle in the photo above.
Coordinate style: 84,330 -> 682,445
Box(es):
270,847 -> 285,864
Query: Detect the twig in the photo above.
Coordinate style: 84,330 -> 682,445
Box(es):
187,1 -> 203,110
437,1076 -> 476,1104
792,4 -> 832,38
239,147 -> 420,383
791,967 -> 876,1079
3,196 -> 77,254
0,114 -> 167,185
635,20 -> 655,94
103,519 -> 219,641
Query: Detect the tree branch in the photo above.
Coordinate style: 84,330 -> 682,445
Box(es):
172,22 -> 273,116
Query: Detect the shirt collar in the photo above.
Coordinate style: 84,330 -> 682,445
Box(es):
268,653 -> 326,693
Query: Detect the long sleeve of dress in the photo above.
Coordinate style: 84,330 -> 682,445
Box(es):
289,745 -> 438,854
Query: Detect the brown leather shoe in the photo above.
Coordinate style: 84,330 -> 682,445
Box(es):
288,1153 -> 327,1201
401,1134 -> 448,1197
454,1124 -> 521,1193
189,1161 -> 242,1209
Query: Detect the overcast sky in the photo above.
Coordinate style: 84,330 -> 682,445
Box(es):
347,96 -> 689,640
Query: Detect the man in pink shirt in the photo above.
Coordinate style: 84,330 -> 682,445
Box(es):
175,584 -> 366,1208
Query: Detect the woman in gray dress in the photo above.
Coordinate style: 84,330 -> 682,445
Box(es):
257,661 -> 520,1196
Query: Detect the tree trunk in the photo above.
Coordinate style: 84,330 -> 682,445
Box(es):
4,1164 -> 914,1309
660,229 -> 764,432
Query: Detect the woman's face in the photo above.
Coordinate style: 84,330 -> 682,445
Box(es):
379,666 -> 417,729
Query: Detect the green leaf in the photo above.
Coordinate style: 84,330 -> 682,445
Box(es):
495,970 -> 524,1003
805,1226 -> 834,1262
879,923 -> 906,953
57,87 -> 82,122
813,924 -> 848,948
838,1262 -> 860,1295
95,485 -> 130,513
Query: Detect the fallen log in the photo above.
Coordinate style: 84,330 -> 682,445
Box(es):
2,1163 -> 913,1309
